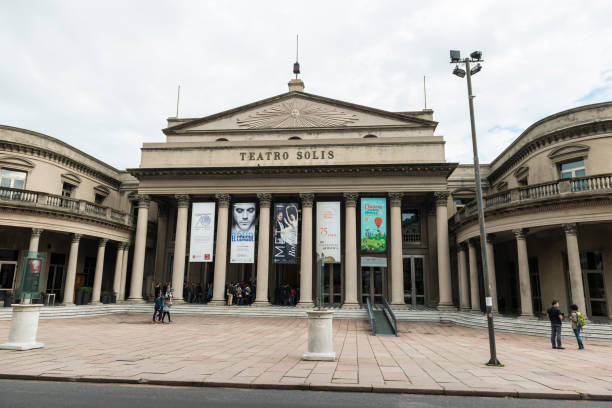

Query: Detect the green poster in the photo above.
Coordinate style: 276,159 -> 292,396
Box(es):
360,198 -> 387,253
19,251 -> 46,296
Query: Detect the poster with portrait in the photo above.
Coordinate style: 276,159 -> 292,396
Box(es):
273,202 -> 299,264
190,202 -> 216,262
360,197 -> 387,253
316,201 -> 341,263
230,202 -> 257,263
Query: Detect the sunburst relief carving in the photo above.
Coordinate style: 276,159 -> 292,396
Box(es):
236,100 -> 358,129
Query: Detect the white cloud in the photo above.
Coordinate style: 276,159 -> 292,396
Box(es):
0,0 -> 610,169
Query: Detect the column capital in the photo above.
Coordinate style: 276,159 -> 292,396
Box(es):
433,192 -> 449,206
388,192 -> 403,207
485,233 -> 496,244
118,242 -> 128,251
134,194 -> 151,209
215,193 -> 231,208
98,238 -> 109,247
343,192 -> 358,207
257,193 -> 272,208
31,228 -> 43,237
563,223 -> 577,235
467,237 -> 478,247
71,233 -> 82,244
175,194 -> 190,208
458,241 -> 468,252
513,228 -> 526,240
300,193 -> 315,208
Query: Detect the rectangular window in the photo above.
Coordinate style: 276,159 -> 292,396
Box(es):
1,168 -> 27,189
94,194 -> 105,205
560,159 -> 586,179
401,210 -> 420,243
62,182 -> 75,197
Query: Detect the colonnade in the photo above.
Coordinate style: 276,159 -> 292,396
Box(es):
456,223 -> 587,316
128,191 -> 454,309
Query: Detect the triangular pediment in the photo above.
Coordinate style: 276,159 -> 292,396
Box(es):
164,91 -> 436,134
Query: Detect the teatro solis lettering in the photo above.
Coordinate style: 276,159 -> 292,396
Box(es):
239,150 -> 334,161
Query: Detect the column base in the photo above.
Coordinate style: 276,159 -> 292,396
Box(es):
302,351 -> 336,361
90,301 -> 101,305
172,299 -> 187,304
0,341 -> 44,351
208,300 -> 227,306
341,302 -> 360,310
518,313 -> 538,319
60,302 -> 75,307
437,303 -> 457,311
297,302 -> 315,309
252,301 -> 271,307
460,307 -> 472,312
127,298 -> 146,304
390,303 -> 409,310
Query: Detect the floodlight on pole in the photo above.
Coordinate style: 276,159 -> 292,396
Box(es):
449,49 -> 501,367
450,50 -> 461,63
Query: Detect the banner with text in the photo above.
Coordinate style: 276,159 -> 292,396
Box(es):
316,201 -> 341,263
190,202 -> 216,262
360,198 -> 387,253
230,202 -> 257,263
273,202 -> 299,264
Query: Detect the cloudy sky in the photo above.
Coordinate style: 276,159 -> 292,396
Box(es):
1,1 -> 611,170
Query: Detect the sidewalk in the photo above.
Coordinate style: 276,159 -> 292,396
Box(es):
1,314 -> 611,400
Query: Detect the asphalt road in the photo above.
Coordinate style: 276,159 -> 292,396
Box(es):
0,380 -> 608,408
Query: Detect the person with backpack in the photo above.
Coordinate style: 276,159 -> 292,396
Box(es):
162,295 -> 172,323
153,293 -> 163,323
546,299 -> 565,349
569,304 -> 585,349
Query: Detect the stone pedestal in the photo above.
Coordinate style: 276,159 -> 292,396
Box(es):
302,311 -> 336,361
0,305 -> 44,350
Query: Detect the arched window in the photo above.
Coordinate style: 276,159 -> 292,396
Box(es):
288,136 -> 302,140
215,138 -> 229,142
363,134 -> 377,138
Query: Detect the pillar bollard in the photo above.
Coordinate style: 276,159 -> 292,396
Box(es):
302,310 -> 336,361
0,304 -> 44,350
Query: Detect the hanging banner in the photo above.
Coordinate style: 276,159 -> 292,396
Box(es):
273,202 -> 299,264
190,202 -> 216,262
316,201 -> 341,263
230,202 -> 257,263
360,197 -> 387,253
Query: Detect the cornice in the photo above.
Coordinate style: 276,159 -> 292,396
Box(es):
128,163 -> 459,179
488,119 -> 612,183
0,139 -> 121,188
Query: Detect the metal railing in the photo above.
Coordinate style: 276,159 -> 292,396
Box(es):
455,173 -> 612,222
0,186 -> 131,226
382,297 -> 398,336
366,297 -> 376,336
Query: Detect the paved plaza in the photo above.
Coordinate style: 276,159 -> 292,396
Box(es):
1,314 -> 611,400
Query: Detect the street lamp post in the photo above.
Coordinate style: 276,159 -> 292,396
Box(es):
450,50 -> 501,366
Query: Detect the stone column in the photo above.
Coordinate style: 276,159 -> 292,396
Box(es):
254,193 -> 272,306
485,234 -> 498,312
564,223 -> 587,315
298,193 -> 315,308
457,242 -> 470,311
434,192 -> 454,310
62,233 -> 81,306
154,204 -> 168,284
112,243 -> 125,298
91,238 -> 108,304
211,193 -> 230,305
128,195 -> 150,303
28,228 -> 43,252
468,239 -> 480,312
513,229 -> 533,317
342,193 -> 359,309
171,195 -> 190,303
119,244 -> 130,301
389,192 -> 405,307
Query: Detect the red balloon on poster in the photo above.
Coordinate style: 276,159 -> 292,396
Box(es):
374,217 -> 382,228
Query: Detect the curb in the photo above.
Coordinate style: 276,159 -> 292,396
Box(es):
0,373 -> 608,401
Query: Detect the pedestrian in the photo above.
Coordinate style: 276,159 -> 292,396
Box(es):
162,295 -> 172,323
226,283 -> 234,306
546,299 -> 564,349
153,293 -> 163,322
569,304 -> 585,349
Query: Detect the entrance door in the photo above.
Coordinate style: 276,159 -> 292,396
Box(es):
322,264 -> 342,306
581,252 -> 608,318
402,255 -> 425,306
46,253 -> 66,302
361,267 -> 385,305
0,262 -> 17,291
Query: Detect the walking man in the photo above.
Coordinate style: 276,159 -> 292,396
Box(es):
569,304 -> 585,349
547,299 -> 564,349
153,293 -> 163,322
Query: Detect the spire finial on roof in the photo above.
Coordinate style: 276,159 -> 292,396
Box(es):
289,34 -> 305,92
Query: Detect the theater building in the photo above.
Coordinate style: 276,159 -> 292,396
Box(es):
1,77 -> 611,320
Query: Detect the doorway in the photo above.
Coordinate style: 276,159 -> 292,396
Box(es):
402,255 -> 425,306
361,266 -> 386,305
322,263 -> 342,306
46,253 -> 66,302
273,263 -> 299,305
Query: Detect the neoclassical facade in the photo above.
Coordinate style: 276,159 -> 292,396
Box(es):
1,79 -> 611,320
